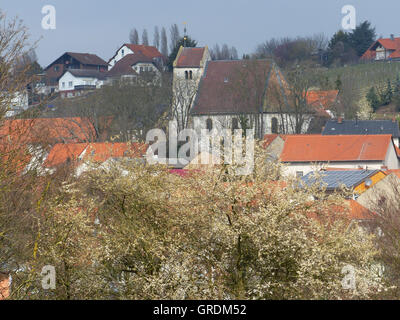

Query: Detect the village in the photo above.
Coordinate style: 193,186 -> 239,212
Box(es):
2,5 -> 400,302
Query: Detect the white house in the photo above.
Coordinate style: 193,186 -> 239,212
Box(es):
108,44 -> 165,70
58,69 -> 107,98
280,134 -> 400,177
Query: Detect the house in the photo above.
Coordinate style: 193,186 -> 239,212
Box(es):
107,52 -> 162,84
280,134 -> 399,177
0,117 -> 98,174
262,134 -> 287,161
322,119 -> 400,147
43,52 -> 108,92
300,169 -> 387,197
0,117 -> 97,145
44,142 -> 148,176
58,69 -> 107,98
361,35 -> 400,61
108,44 -> 165,70
356,171 -> 400,211
306,90 -> 339,116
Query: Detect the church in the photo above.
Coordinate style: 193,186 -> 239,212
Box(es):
172,46 -> 317,139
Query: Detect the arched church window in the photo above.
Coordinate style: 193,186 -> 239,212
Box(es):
206,118 -> 213,131
185,71 -> 189,80
271,117 -> 278,134
232,118 -> 239,130
189,71 -> 193,79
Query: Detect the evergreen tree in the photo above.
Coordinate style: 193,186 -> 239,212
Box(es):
366,87 -> 380,112
335,75 -> 342,91
384,79 -> 393,105
348,21 -> 376,57
167,36 -> 197,71
393,75 -> 400,111
326,30 -> 351,66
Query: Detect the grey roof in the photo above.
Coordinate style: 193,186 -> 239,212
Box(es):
322,120 -> 400,138
64,69 -> 108,80
300,170 -> 380,191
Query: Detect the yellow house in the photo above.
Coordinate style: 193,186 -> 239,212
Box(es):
301,169 -> 387,197
354,170 -> 387,195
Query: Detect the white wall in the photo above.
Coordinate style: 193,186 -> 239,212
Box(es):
108,46 -> 134,70
282,161 -> 386,178
192,113 -> 312,137
59,72 -> 104,91
385,141 -> 400,169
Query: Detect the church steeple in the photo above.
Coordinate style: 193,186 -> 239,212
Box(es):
183,22 -> 187,47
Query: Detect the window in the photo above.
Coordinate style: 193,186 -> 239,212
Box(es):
296,171 -> 304,178
62,82 -> 65,88
54,66 -> 59,72
140,67 -> 143,72
189,71 -> 193,79
232,118 -> 239,130
271,117 -> 278,134
185,71 -> 189,80
121,49 -> 124,57
206,118 -> 213,131
69,81 -> 73,88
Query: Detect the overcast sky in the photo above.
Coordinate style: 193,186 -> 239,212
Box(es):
1,0 -> 398,67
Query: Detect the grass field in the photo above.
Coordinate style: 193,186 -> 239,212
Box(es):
325,60 -> 400,89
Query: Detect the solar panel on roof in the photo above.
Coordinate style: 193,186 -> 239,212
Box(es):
301,170 -> 379,190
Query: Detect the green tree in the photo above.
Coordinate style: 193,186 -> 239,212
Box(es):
167,36 -> 197,71
348,21 -> 376,57
335,75 -> 342,91
384,79 -> 393,105
366,87 -> 380,112
393,75 -> 400,111
326,30 -> 354,66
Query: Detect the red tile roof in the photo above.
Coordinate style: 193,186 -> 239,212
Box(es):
306,90 -> 339,109
361,37 -> 400,60
262,134 -> 287,149
45,142 -> 148,168
123,44 -> 164,59
44,143 -> 88,168
280,134 -> 392,162
0,118 -> 96,145
347,200 -> 376,220
191,59 -> 286,115
385,169 -> 400,178
107,53 -> 152,77
83,142 -> 147,162
175,47 -> 206,67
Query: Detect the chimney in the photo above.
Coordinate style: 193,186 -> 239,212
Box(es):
391,34 -> 395,41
